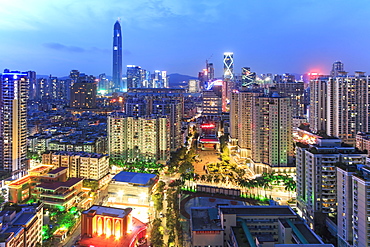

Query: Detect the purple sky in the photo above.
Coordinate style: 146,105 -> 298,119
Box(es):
1,0 -> 370,77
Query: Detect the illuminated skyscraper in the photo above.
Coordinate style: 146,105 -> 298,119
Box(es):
206,61 -> 214,81
113,20 -> 123,92
251,93 -> 293,172
241,67 -> 256,87
309,71 -> 369,144
223,52 -> 234,80
0,70 -> 28,172
127,65 -> 142,88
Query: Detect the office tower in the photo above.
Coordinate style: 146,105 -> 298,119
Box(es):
223,52 -> 234,80
251,93 -> 293,172
330,61 -> 344,77
151,70 -> 168,88
70,75 -> 97,109
273,81 -> 305,117
188,79 -> 200,93
113,20 -> 123,92
108,113 -> 170,163
27,71 -> 37,100
230,89 -> 264,157
241,67 -> 256,87
0,70 -> 28,172
206,61 -> 214,81
97,73 -> 109,95
126,65 -> 141,88
296,138 -> 367,230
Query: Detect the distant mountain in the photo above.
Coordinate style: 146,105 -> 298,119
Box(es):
169,73 -> 197,88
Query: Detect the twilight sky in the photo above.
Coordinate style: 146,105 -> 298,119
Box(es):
1,0 -> 370,77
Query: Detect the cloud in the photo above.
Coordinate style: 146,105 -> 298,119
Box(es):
43,42 -> 85,52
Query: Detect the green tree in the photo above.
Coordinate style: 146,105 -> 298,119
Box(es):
150,219 -> 164,246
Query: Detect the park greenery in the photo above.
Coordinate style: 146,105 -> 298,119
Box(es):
109,159 -> 164,174
150,218 -> 164,247
42,206 -> 81,245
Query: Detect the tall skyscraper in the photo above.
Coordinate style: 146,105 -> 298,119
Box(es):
230,89 -> 263,157
309,71 -> 369,144
0,70 -> 28,172
27,71 -> 37,100
223,52 -> 234,80
241,67 -> 256,87
127,65 -> 142,88
251,93 -> 293,172
113,20 -> 123,92
206,60 -> 214,81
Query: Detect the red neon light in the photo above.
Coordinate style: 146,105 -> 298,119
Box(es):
200,124 -> 215,129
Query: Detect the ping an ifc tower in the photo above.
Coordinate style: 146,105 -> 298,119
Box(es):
113,20 -> 123,92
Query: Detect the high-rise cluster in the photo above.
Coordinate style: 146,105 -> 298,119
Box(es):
309,64 -> 369,145
126,65 -> 168,89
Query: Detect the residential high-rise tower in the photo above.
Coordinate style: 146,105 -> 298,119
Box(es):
0,70 -> 28,172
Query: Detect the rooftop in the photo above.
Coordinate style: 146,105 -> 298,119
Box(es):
191,207 -> 223,231
219,206 -> 296,216
48,167 -> 68,175
112,171 -> 157,186
82,205 -> 132,218
36,177 -> 83,190
12,213 -> 34,226
49,151 -> 107,159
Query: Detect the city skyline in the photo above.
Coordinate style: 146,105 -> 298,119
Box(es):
2,0 -> 370,77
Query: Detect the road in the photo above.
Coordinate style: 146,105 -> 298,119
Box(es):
63,222 -> 81,247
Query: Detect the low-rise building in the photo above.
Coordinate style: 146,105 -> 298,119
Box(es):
108,171 -> 157,208
32,177 -> 84,210
0,203 -> 43,247
42,151 -> 109,181
190,206 -> 333,247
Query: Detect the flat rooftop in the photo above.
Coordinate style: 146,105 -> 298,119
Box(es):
48,167 -> 68,175
12,213 -> 34,226
112,171 -> 157,186
8,176 -> 30,187
36,177 -> 83,190
191,207 -> 223,231
83,205 -> 132,218
29,165 -> 53,173
219,206 -> 296,216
